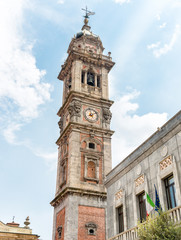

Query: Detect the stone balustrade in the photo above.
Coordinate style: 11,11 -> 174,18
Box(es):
168,205 -> 181,223
108,205 -> 181,240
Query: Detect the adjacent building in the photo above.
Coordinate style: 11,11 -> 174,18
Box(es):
105,111 -> 181,239
0,217 -> 39,240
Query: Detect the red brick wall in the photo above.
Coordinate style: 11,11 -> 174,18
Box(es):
55,208 -> 65,240
78,206 -> 105,240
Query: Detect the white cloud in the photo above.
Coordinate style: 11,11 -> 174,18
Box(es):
0,0 -> 51,141
112,0 -> 172,78
148,24 -> 181,58
111,90 -> 168,167
159,22 -> 167,29
34,150 -> 57,170
147,41 -> 160,49
57,0 -> 64,4
114,0 -> 131,5
155,13 -> 161,21
3,123 -> 22,144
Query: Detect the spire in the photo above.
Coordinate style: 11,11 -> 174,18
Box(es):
81,6 -> 95,31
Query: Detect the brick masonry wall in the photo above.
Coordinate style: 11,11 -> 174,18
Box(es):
56,208 -> 65,240
78,206 -> 105,240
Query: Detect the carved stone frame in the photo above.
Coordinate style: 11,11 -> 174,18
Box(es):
84,154 -> 99,183
157,155 -> 181,210
133,174 -> 148,225
113,189 -> 127,235
85,222 -> 97,236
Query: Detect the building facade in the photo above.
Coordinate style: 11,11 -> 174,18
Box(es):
105,111 -> 181,239
51,16 -> 114,240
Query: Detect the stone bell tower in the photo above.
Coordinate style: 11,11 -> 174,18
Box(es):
51,10 -> 114,240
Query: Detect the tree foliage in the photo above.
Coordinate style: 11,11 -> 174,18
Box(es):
137,211 -> 181,240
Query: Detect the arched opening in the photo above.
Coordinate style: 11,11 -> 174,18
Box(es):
87,161 -> 96,179
87,72 -> 95,86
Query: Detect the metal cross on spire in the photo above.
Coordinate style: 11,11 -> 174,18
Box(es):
82,6 -> 95,26
82,6 -> 95,19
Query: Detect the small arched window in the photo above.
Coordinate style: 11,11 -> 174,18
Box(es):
87,161 -> 96,179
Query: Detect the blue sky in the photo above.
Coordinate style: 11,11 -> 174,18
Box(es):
0,0 -> 181,239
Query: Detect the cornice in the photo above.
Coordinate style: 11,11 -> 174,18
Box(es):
57,91 -> 114,116
50,186 -> 107,207
58,50 -> 115,80
56,122 -> 114,145
80,148 -> 103,157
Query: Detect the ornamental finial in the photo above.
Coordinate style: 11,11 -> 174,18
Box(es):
24,216 -> 30,229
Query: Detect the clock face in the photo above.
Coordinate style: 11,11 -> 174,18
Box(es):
84,108 -> 98,122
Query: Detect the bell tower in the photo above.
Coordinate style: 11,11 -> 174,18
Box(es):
51,10 -> 114,240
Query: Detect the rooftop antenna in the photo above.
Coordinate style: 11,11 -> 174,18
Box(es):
81,6 -> 95,25
12,216 -> 15,223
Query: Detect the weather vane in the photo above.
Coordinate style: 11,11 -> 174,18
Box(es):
82,6 -> 95,25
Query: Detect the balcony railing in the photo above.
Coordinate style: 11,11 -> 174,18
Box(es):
108,205 -> 181,240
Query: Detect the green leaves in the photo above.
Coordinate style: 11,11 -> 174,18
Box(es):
137,211 -> 181,240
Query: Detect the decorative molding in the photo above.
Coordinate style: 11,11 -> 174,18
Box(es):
135,175 -> 144,187
161,145 -> 168,157
58,48 -> 115,80
160,155 -> 173,170
102,107 -> 112,124
65,78 -> 71,89
115,189 -> 123,200
85,222 -> 97,235
50,187 -> 107,206
136,165 -> 142,176
58,119 -> 63,133
68,100 -> 81,118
